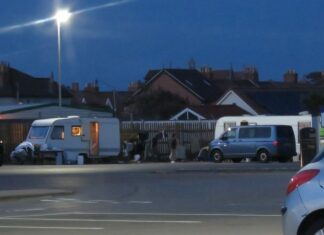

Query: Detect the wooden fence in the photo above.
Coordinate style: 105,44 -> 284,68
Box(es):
121,120 -> 217,159
0,120 -> 33,163
0,119 -> 217,163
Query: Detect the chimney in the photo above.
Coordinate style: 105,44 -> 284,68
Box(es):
128,80 -> 143,92
94,79 -> 99,92
284,70 -> 298,84
0,63 -> 8,88
71,82 -> 79,92
243,66 -> 259,82
200,66 -> 213,79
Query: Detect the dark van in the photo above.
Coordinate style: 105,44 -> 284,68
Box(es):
208,125 -> 296,163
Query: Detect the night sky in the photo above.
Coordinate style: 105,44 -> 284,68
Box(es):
0,0 -> 323,90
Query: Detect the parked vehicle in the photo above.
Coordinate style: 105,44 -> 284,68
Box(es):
214,115 -> 312,157
208,125 -> 296,163
12,116 -> 121,164
282,149 -> 324,235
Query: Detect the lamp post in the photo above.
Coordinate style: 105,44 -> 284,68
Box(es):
55,10 -> 71,107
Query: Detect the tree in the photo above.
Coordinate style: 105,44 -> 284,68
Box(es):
303,93 -> 324,115
128,90 -> 188,120
305,72 -> 324,85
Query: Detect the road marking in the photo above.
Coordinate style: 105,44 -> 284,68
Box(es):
71,212 -> 281,217
40,199 -> 61,203
41,198 -> 121,204
128,201 -> 152,204
0,225 -> 103,230
91,200 -> 120,204
9,208 -> 45,212
0,217 -> 201,224
0,211 -> 280,219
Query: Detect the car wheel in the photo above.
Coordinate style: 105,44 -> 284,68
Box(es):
257,149 -> 270,163
304,218 -> 324,235
211,150 -> 223,163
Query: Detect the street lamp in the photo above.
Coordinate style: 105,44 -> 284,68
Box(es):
55,9 -> 71,107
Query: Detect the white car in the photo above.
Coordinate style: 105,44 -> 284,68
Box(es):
282,150 -> 324,235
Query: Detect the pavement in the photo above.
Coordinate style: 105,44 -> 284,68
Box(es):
0,189 -> 73,200
0,161 -> 300,201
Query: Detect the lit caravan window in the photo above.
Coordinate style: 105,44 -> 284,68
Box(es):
71,125 -> 82,136
51,126 -> 64,140
28,126 -> 50,139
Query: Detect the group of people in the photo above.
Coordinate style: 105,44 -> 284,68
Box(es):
123,132 -> 179,163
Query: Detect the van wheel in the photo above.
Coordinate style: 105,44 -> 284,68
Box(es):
211,150 -> 223,163
257,150 -> 270,163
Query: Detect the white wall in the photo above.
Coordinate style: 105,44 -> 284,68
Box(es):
217,91 -> 258,115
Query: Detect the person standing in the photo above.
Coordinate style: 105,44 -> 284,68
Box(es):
169,133 -> 177,163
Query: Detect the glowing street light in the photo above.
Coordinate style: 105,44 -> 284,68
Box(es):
55,9 -> 71,107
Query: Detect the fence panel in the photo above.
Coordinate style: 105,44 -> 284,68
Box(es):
0,120 -> 33,163
121,120 -> 217,159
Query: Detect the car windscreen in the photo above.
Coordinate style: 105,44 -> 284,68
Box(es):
28,126 -> 50,139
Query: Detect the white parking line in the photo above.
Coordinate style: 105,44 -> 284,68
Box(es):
0,211 -> 280,219
0,225 -> 103,230
0,217 -> 201,224
70,212 -> 281,217
128,201 -> 152,204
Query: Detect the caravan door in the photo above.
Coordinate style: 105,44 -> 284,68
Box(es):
90,122 -> 99,156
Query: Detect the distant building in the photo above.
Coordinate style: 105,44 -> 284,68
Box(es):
0,62 -> 71,105
131,67 -> 324,119
70,81 -> 132,119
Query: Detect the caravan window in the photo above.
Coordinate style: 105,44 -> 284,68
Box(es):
71,125 -> 82,136
51,126 -> 65,140
28,126 -> 50,139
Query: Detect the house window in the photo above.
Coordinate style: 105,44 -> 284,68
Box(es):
71,125 -> 82,137
51,126 -> 64,140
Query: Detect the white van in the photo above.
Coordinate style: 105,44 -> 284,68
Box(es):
214,115 -> 312,156
24,116 -> 121,163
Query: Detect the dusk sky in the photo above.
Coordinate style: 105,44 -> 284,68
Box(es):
0,0 -> 324,90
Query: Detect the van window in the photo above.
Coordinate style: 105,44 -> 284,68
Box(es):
71,125 -> 82,136
277,126 -> 294,139
255,127 -> 271,138
222,128 -> 236,139
28,126 -> 50,139
51,126 -> 64,140
239,127 -> 271,139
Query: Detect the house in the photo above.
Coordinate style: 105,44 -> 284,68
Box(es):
136,69 -> 222,105
70,81 -> 133,119
0,62 -> 71,105
170,105 -> 249,121
0,103 -> 113,120
133,67 -> 324,119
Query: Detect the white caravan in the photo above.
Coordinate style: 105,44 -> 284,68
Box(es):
25,116 -> 120,163
214,115 -> 312,156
